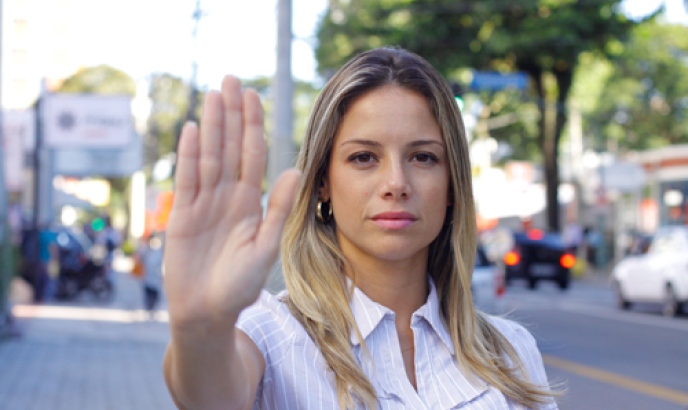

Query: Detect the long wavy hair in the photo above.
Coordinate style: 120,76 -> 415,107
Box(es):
281,46 -> 554,409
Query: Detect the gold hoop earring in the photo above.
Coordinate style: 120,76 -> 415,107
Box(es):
316,200 -> 332,223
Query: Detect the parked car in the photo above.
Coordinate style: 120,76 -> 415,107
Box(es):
612,226 -> 688,317
503,229 -> 575,290
472,245 -> 505,313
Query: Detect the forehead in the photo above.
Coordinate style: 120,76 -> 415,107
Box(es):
334,85 -> 442,143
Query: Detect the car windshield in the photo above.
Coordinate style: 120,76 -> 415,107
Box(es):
514,231 -> 564,247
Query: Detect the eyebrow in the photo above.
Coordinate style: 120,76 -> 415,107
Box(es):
339,139 -> 445,148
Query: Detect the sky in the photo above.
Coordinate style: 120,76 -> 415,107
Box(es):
65,0 -> 688,89
71,0 -> 328,87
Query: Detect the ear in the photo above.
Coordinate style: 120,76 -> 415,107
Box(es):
318,174 -> 331,202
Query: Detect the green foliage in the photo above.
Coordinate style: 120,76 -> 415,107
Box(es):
315,0 -> 644,230
147,73 -> 193,163
59,65 -> 136,96
573,21 -> 688,151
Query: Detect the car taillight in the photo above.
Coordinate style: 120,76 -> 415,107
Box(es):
526,229 -> 545,240
504,251 -> 520,266
560,254 -> 576,269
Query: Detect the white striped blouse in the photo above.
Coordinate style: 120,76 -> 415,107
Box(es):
236,281 -> 558,410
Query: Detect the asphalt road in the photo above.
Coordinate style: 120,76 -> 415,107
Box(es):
502,278 -> 688,410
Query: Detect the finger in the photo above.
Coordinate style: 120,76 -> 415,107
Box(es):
172,122 -> 200,210
240,89 -> 267,187
255,168 -> 301,260
221,76 -> 243,182
199,91 -> 224,190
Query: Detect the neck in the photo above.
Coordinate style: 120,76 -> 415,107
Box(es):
344,256 -> 429,318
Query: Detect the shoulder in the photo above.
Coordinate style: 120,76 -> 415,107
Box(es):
485,315 -> 554,391
486,315 -> 537,348
236,290 -> 297,360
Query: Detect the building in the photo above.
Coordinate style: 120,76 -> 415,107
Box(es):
2,0 -> 84,109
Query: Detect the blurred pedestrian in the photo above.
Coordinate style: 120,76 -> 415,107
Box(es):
562,218 -> 583,255
95,215 -> 122,280
36,225 -> 58,302
163,47 -> 560,409
137,232 -> 164,320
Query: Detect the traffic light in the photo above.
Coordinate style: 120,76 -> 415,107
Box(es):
451,82 -> 465,112
91,217 -> 105,232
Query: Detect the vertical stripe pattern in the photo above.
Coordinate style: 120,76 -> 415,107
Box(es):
236,282 -> 558,409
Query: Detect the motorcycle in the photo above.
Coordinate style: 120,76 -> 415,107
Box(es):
55,239 -> 114,302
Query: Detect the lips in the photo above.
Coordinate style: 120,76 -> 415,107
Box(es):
371,211 -> 417,229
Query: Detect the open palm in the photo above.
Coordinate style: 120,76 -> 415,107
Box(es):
163,76 -> 300,328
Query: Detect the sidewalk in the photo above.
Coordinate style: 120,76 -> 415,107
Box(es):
0,256 -> 176,410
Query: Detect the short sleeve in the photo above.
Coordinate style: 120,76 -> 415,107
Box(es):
488,316 -> 559,410
235,290 -> 293,366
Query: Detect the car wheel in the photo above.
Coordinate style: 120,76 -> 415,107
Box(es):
662,285 -> 679,317
558,277 -> 570,291
527,278 -> 538,290
614,281 -> 631,310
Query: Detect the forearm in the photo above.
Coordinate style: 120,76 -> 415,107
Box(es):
164,319 -> 255,410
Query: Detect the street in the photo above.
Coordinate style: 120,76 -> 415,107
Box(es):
503,278 -> 688,410
1,263 -> 687,409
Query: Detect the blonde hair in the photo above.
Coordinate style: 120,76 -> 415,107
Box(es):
281,46 -> 554,408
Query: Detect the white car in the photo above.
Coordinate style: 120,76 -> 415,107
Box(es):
472,245 -> 505,314
612,226 -> 688,317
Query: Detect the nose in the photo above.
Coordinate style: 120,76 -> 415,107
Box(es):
381,160 -> 410,199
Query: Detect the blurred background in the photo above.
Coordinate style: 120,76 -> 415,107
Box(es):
1,0 -> 688,409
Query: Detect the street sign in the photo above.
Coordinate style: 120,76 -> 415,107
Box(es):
602,161 -> 646,193
42,94 -> 133,148
470,71 -> 529,91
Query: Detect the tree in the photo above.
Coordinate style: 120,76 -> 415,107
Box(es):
59,65 -> 136,96
316,0 -> 646,231
146,73 -> 195,165
573,20 -> 688,152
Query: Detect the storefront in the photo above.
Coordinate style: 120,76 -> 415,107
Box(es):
635,144 -> 688,228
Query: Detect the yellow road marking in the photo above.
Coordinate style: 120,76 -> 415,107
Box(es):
543,354 -> 688,405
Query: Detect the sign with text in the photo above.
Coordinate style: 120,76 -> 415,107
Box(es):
42,94 -> 133,148
470,71 -> 529,91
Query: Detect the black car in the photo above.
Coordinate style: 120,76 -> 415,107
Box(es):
503,229 -> 575,290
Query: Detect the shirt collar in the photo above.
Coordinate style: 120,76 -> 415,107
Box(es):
349,282 -> 392,346
348,278 -> 455,354
413,279 -> 456,354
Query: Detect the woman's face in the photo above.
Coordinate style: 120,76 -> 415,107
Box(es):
321,85 -> 451,268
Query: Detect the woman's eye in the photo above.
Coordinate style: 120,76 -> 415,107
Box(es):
349,152 -> 375,164
414,152 -> 438,163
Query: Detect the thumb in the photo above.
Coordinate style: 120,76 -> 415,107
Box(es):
255,168 -> 302,260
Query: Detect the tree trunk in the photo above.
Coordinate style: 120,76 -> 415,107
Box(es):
546,69 -> 573,233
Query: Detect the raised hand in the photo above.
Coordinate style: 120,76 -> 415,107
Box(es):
163,76 -> 300,329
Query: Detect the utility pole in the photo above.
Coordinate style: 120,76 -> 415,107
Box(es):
267,0 -> 294,187
0,0 -> 17,334
185,0 -> 205,124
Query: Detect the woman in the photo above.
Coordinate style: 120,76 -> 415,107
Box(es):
137,232 -> 165,319
163,47 -> 559,409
